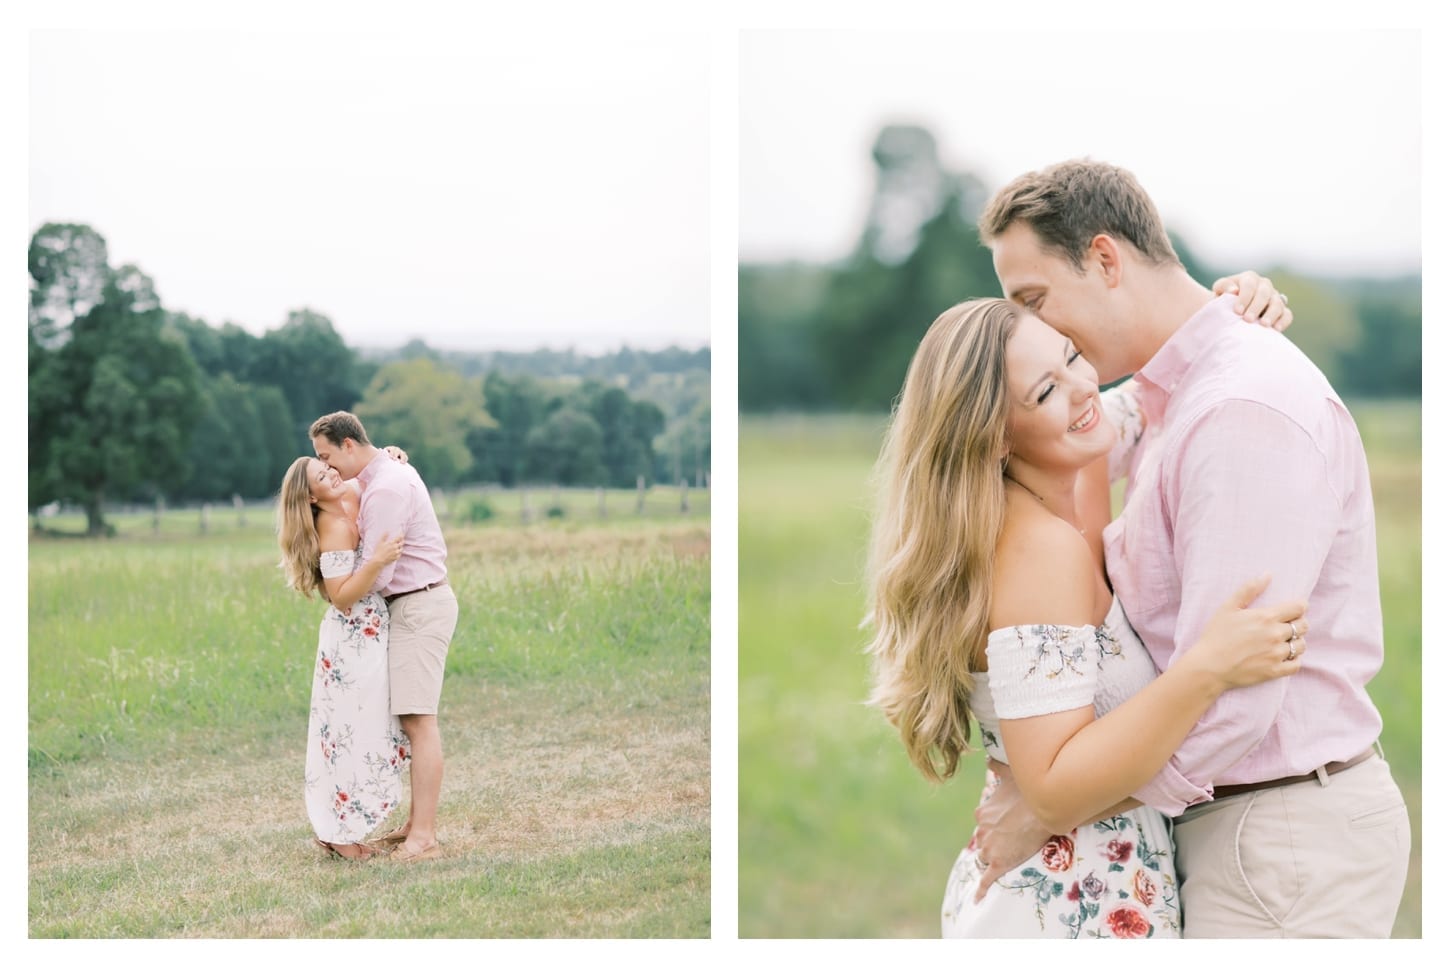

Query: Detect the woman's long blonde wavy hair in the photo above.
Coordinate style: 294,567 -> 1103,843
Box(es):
864,298 -> 1021,783
277,456 -> 327,600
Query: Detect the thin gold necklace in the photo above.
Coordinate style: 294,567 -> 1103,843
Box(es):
1005,474 -> 1086,536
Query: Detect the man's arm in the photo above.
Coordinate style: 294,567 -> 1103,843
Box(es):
1132,398 -> 1341,814
358,478 -> 411,592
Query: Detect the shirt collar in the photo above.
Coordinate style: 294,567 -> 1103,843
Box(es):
1135,293 -> 1238,404
355,449 -> 389,487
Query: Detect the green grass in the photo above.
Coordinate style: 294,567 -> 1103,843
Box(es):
32,483 -> 710,539
738,401 -> 1421,938
29,512 -> 710,938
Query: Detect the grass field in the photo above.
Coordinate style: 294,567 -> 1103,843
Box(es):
28,494 -> 710,938
738,400 -> 1421,938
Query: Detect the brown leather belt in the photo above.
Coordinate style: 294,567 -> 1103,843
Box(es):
383,579 -> 448,606
1211,748 -> 1377,799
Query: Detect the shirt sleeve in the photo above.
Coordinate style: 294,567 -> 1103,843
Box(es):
359,479 -> 411,592
1130,398 -> 1342,815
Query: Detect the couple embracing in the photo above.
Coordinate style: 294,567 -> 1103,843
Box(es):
277,411 -> 459,863
865,159 -> 1412,938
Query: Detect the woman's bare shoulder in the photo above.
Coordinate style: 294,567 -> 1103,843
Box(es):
314,510 -> 357,553
990,503 -> 1100,631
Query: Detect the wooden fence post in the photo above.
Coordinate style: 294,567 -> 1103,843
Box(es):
637,475 -> 646,515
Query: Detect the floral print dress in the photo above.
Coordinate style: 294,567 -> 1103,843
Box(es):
940,598 -> 1181,939
304,549 -> 410,845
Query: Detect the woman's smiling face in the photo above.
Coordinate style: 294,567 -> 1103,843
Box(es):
1003,312 -> 1115,472
305,458 -> 345,503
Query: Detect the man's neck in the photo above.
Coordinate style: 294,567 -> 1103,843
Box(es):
353,445 -> 383,479
1124,267 -> 1215,373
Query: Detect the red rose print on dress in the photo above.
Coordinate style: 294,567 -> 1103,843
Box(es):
1132,868 -> 1157,907
1105,904 -> 1152,938
1103,839 -> 1133,863
1040,834 -> 1075,873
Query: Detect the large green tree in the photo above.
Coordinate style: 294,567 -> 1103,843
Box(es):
254,308 -> 363,447
353,357 -> 494,488
28,230 -> 202,533
738,124 -> 998,412
812,126 -> 999,409
655,400 -> 708,486
470,372 -> 548,486
582,383 -> 667,487
524,406 -> 606,485
29,222 -> 109,349
182,375 -> 297,500
29,224 -> 111,511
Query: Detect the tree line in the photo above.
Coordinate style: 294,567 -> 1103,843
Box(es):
740,124 -> 1422,412
29,223 -> 710,535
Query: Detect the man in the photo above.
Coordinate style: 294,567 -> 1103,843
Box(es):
968,159 -> 1410,937
310,411 -> 458,863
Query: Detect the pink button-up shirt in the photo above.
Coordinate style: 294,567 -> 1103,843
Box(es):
1106,294 -> 1385,817
356,451 -> 449,597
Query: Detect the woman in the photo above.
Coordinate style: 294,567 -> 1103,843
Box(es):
863,277 -> 1308,938
277,452 -> 409,861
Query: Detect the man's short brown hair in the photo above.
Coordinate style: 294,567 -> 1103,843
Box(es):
309,411 -> 372,447
978,158 -> 1181,273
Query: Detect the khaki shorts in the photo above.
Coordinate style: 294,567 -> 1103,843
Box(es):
386,583 -> 459,716
1172,752 -> 1410,937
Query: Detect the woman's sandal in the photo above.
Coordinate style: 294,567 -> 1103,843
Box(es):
371,826 -> 410,847
389,841 -> 442,863
314,837 -> 382,862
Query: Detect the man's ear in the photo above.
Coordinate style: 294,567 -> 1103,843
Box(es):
1087,234 -> 1123,288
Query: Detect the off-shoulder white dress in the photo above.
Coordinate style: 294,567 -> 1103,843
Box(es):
303,548 -> 410,845
939,599 -> 1181,938
940,379 -> 1179,939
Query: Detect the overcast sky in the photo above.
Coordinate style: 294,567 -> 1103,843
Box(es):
740,28 -> 1422,278
29,28 -> 710,354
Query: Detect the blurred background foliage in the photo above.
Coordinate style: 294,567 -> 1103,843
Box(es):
739,124 -> 1421,412
28,222 -> 709,535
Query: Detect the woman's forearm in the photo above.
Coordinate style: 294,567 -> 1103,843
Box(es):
1007,662 -> 1223,832
327,555 -> 388,613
